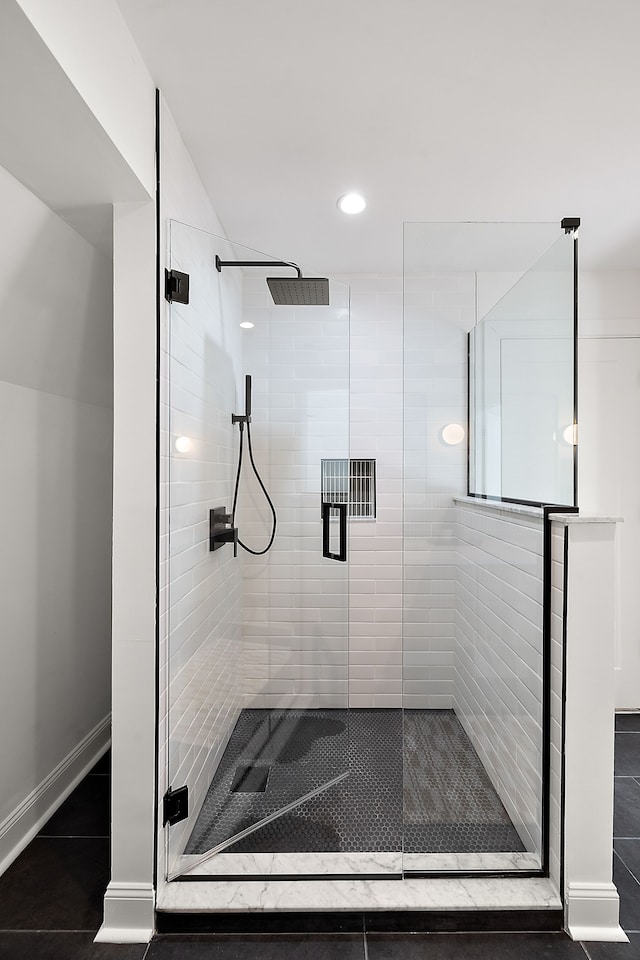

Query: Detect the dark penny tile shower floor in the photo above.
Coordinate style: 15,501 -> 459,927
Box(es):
186,708 -> 524,856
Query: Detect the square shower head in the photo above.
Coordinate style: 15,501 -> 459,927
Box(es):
266,276 -> 330,306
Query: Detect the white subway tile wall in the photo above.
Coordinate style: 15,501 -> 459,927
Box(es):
403,275 -> 474,708
160,223 -> 245,863
349,278 -> 404,707
455,500 -> 544,856
240,279 -> 350,708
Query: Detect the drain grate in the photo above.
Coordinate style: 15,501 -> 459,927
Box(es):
230,765 -> 270,793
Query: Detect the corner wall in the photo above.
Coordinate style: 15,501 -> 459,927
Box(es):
0,162 -> 113,872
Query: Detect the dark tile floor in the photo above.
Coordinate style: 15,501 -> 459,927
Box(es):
1,719 -> 640,958
187,709 -> 522,857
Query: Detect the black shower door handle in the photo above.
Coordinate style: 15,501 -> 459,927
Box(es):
322,502 -> 347,562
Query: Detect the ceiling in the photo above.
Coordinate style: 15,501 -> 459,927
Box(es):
116,0 -> 640,275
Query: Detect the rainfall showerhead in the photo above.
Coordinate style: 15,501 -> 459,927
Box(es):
215,255 -> 330,306
266,276 -> 329,306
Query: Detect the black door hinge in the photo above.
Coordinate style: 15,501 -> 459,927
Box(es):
163,785 -> 189,826
165,269 -> 190,304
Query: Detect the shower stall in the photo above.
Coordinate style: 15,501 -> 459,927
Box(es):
160,220 -> 576,888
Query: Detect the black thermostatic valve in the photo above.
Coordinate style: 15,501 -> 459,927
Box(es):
209,506 -> 238,553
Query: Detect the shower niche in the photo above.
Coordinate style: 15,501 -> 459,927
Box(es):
161,220 -> 576,885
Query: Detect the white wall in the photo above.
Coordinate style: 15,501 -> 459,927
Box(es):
0,162 -> 113,869
578,271 -> 640,709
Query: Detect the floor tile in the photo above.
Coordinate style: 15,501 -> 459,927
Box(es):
614,852 -> 640,933
38,774 -> 110,838
615,840 -> 640,883
0,931 -> 147,960
0,838 -> 109,931
89,750 -> 111,776
365,932 -> 587,959
147,934 -> 365,959
582,934 -> 640,959
614,779 -> 640,839
615,735 -> 640,777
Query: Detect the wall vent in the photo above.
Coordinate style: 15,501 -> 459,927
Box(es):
321,459 -> 376,519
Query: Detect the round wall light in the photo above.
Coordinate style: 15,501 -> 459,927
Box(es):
174,436 -> 192,454
562,423 -> 578,445
337,192 -> 367,215
240,321 -> 254,329
441,423 -> 466,445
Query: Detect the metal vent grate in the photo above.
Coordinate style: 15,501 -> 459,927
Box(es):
321,459 -> 376,519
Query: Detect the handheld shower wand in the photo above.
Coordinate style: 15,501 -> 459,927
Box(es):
230,375 -> 277,556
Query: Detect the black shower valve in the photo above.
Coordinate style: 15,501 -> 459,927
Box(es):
209,506 -> 238,552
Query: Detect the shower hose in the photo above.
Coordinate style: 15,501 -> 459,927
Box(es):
231,419 -> 277,555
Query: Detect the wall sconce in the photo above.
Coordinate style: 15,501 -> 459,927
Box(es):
561,424 -> 578,446
441,424 -> 466,445
174,436 -> 192,453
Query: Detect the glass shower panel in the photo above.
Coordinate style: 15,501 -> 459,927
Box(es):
164,225 -> 350,880
470,233 -> 575,504
401,222 -> 571,874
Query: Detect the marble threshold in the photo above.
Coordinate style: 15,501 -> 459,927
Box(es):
178,851 -> 541,878
156,875 -> 560,914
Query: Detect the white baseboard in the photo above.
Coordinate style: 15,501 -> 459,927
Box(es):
566,881 -> 627,941
96,881 -> 154,943
0,715 -> 111,877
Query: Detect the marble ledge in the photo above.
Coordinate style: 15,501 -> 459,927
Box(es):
156,876 -> 561,913
453,496 -> 543,520
454,497 -> 623,526
550,514 -> 623,525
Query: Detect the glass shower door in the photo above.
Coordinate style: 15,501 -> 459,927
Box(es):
163,223 -> 350,880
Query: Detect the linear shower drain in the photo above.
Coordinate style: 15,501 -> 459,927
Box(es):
230,765 -> 270,793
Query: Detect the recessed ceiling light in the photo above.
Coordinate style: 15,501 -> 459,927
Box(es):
240,321 -> 255,329
337,192 -> 367,215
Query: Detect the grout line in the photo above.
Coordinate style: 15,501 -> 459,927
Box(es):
579,943 -> 594,960
362,913 -> 369,960
614,848 -> 640,886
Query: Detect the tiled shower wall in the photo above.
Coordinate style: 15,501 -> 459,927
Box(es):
238,274 -> 474,709
455,500 -> 545,854
240,279 -> 350,708
348,278 -> 404,707
402,275 -> 474,708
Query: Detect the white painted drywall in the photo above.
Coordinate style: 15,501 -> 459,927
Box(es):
15,0 -> 155,199
0,163 -> 113,859
578,272 -> 640,709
